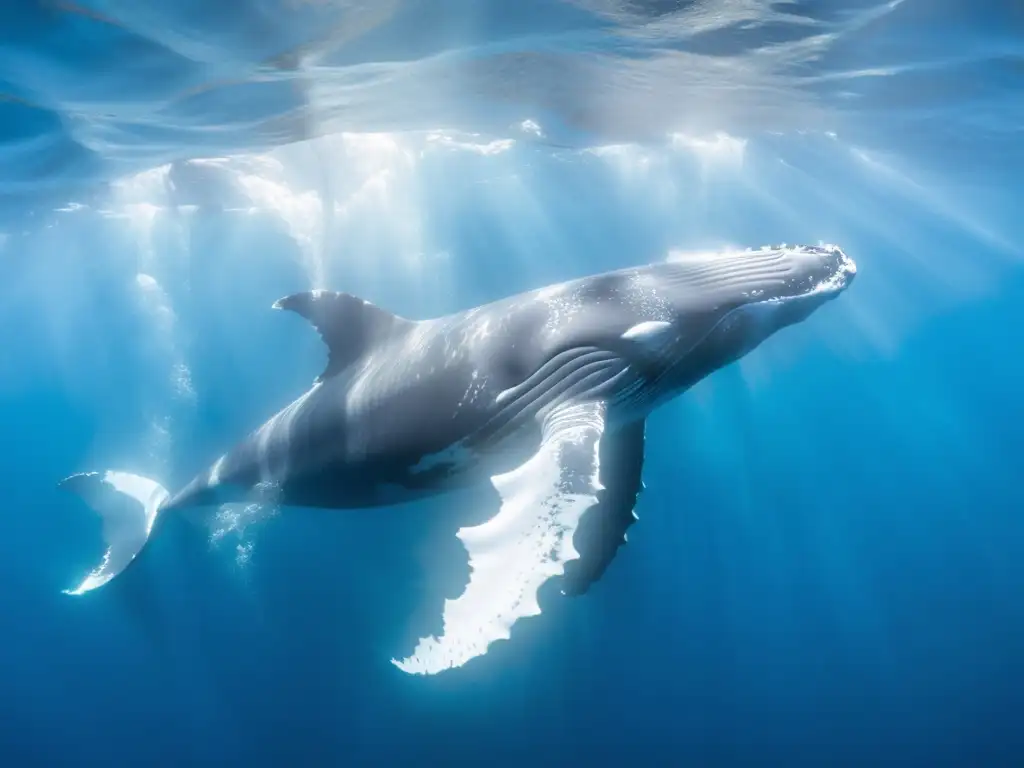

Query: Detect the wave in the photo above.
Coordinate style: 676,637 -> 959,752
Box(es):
1,0 -> 1019,222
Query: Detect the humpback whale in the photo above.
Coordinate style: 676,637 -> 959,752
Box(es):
60,243 -> 856,675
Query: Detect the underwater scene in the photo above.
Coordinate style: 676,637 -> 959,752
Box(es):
1,1 -> 1022,765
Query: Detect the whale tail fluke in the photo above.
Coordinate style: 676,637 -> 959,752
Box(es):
59,471 -> 170,596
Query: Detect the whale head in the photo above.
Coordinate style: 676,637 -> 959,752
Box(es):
619,244 -> 856,406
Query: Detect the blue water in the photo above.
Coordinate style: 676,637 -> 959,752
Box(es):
2,1 -> 1023,765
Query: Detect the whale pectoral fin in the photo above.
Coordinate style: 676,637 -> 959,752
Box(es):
272,290 -> 414,383
561,418 -> 645,596
393,400 -> 614,676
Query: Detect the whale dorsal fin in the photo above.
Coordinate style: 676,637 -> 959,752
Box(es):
273,290 -> 413,383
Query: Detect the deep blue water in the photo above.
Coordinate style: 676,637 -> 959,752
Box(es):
2,2 -> 1023,766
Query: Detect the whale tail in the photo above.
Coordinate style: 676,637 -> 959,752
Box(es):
59,471 -> 170,595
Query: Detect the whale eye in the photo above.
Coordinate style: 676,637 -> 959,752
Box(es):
499,357 -> 529,382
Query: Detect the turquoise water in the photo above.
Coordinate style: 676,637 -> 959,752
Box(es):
2,1 -> 1023,765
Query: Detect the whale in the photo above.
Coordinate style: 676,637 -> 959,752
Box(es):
60,243 -> 856,675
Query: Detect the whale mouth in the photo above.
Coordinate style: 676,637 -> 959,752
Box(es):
635,243 -> 858,403
662,242 -> 856,308
742,244 -> 856,307
711,243 -> 857,329
796,243 -> 857,298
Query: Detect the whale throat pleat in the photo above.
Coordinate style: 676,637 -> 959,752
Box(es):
480,348 -> 629,444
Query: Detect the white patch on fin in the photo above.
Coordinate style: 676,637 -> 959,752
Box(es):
622,320 -> 672,343
393,400 -> 606,675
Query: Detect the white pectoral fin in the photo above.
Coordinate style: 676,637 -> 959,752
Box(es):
393,400 -> 608,676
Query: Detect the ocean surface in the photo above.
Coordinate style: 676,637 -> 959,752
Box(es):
2,1 -> 1023,765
